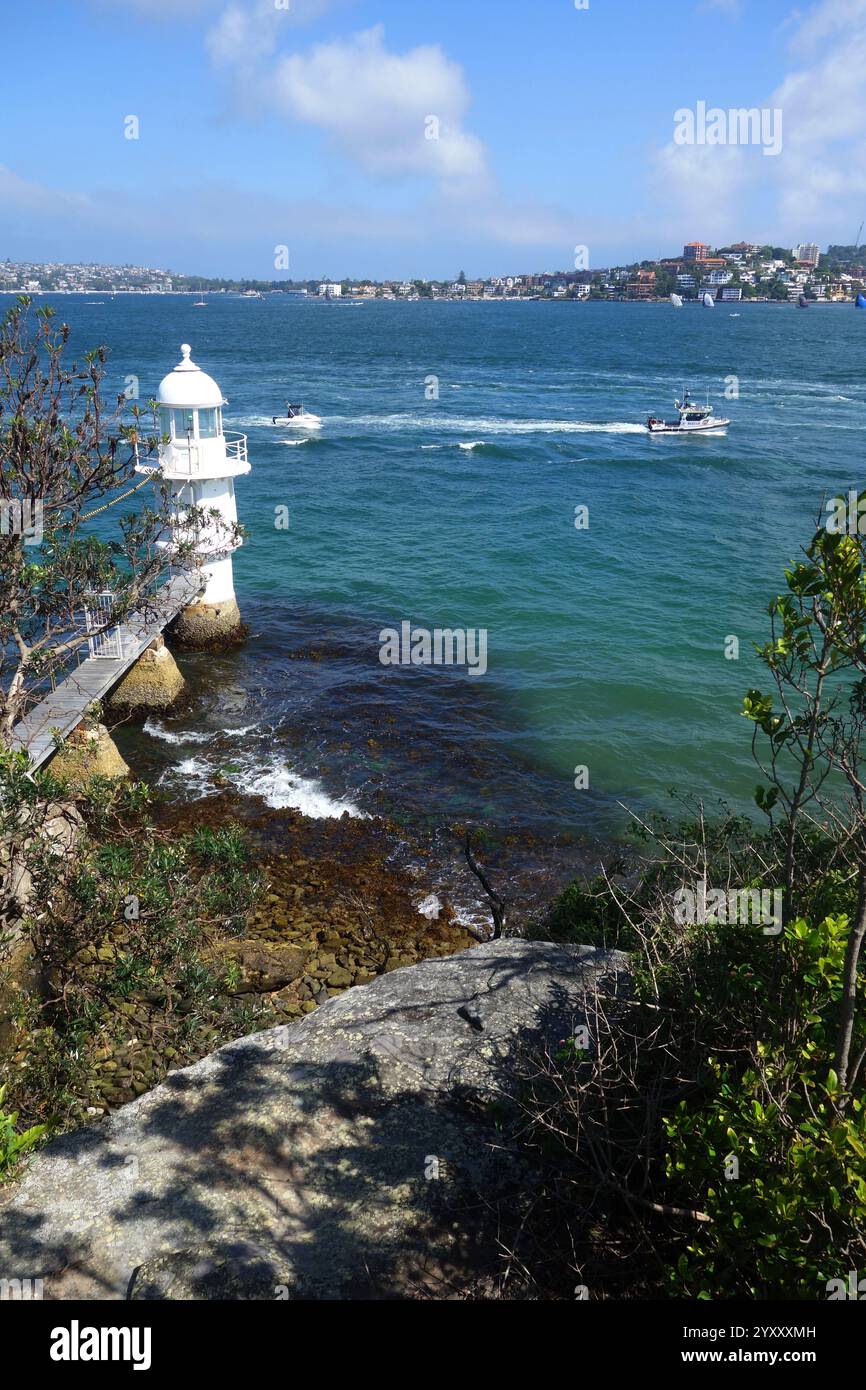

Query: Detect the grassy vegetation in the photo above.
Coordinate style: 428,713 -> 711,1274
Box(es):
0,753 -> 264,1168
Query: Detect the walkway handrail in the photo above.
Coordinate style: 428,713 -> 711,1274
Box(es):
9,570 -> 205,770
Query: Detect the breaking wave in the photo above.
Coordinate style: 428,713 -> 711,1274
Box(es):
234,758 -> 367,818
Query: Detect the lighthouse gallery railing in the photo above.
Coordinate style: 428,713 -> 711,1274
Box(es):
134,431 -> 247,475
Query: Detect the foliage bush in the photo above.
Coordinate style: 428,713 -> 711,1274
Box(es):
519,505 -> 866,1300
0,1082 -> 46,1180
0,752 -> 263,1140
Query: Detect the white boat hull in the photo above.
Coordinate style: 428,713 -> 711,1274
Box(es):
647,417 -> 729,435
281,413 -> 322,430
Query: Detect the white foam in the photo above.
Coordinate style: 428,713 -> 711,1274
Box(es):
156,750 -> 365,817
157,756 -> 215,798
217,414 -> 275,429
330,413 -> 647,436
281,438 -> 312,447
144,719 -> 211,745
145,718 -> 258,745
451,902 -> 493,934
230,412 -> 322,430
175,756 -> 207,776
416,893 -> 443,920
235,759 -> 367,819
458,441 -> 484,451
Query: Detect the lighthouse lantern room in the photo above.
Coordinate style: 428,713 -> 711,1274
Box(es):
139,343 -> 251,644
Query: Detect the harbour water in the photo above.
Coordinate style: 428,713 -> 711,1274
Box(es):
44,294 -> 866,915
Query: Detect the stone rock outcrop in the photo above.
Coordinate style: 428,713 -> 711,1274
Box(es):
106,636 -> 185,717
47,723 -> 129,785
170,598 -> 243,647
0,939 -> 628,1300
0,800 -> 84,935
208,939 -> 310,995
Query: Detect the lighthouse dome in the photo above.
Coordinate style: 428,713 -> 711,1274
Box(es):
157,344 -> 225,408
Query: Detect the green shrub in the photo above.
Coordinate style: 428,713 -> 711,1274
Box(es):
663,909 -> 866,1297
0,1083 -> 46,1180
0,761 -> 263,1136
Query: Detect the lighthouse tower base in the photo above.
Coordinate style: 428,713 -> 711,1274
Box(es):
171,597 -> 244,648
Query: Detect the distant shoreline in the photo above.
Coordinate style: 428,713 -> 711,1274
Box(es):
0,291 -> 854,305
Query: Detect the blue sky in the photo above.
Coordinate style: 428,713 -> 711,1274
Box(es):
1,0 -> 864,278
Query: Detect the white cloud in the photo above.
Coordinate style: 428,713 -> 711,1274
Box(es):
0,162 -> 576,277
651,142 -> 750,242
203,4 -> 489,186
788,0 -> 866,47
206,2 -> 279,70
264,26 -> 487,182
650,0 -> 866,247
96,0 -> 562,250
206,0 -> 333,65
0,165 -> 94,218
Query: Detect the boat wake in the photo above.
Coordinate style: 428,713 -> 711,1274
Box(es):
231,412 -> 322,430
228,411 -> 648,438
331,413 -> 647,436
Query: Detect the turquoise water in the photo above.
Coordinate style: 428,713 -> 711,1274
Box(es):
44,295 -> 866,840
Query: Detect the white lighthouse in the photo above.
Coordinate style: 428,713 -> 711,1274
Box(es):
140,343 -> 250,644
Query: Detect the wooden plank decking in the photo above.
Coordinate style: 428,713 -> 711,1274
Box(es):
10,571 -> 203,770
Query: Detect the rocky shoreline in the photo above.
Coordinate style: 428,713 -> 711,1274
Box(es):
190,798 -> 480,1023
1,792 -> 483,1126
2,714 -> 595,1142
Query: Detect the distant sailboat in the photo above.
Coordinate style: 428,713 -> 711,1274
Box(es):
670,293 -> 683,308
798,294 -> 810,308
857,293 -> 866,309
702,291 -> 715,309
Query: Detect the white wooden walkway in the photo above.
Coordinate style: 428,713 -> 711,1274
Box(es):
10,571 -> 203,770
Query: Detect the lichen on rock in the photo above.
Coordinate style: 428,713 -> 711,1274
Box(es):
0,939 -> 628,1301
